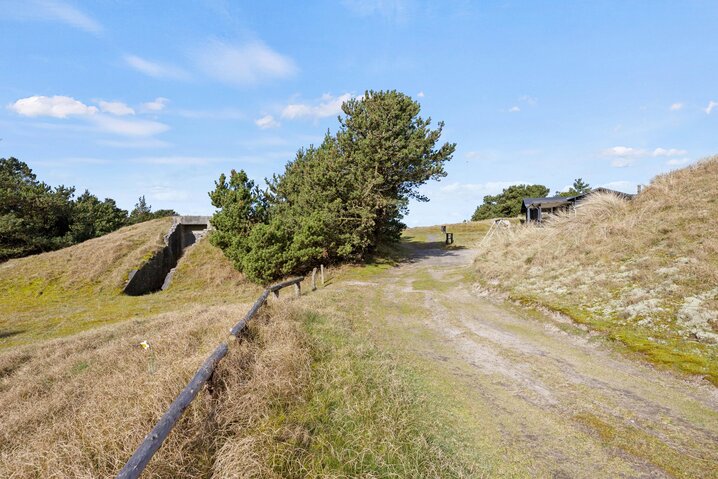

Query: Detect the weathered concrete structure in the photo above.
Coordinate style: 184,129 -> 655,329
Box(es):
123,216 -> 210,296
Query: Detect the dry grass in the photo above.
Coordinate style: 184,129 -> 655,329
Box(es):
0,302 -> 243,477
0,220 -> 260,348
475,156 -> 718,382
0,295 -> 473,477
0,217 -> 171,292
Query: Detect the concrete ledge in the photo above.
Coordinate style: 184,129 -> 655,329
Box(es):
123,216 -> 210,296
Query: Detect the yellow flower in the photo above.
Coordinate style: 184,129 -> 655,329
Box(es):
140,340 -> 150,350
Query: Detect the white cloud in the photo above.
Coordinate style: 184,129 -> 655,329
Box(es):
281,93 -> 352,120
519,95 -> 537,106
667,157 -> 690,166
610,158 -> 633,168
141,97 -> 170,112
193,40 -> 296,87
342,0 -> 409,21
90,115 -> 169,137
255,114 -> 280,129
132,155 -> 266,166
670,102 -> 684,111
175,108 -> 244,120
9,95 -> 98,118
2,0 -> 103,33
417,91 -> 425,98
38,0 -> 101,33
97,138 -> 171,149
9,95 -> 171,138
124,55 -> 189,80
508,106 -> 520,113
704,100 -> 718,115
464,151 -> 481,160
149,186 -> 189,202
605,146 -> 690,168
98,100 -> 134,116
604,146 -> 687,165
652,147 -> 688,157
439,181 -> 523,194
600,180 -> 634,192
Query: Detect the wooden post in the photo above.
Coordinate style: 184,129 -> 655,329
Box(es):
294,282 -> 301,298
320,264 -> 325,285
311,268 -> 317,291
116,343 -> 229,479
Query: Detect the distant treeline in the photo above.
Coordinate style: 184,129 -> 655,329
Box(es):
209,90 -> 456,283
0,157 -> 176,261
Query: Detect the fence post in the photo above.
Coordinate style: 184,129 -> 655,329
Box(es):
294,282 -> 301,298
320,264 -> 325,285
311,268 -> 317,291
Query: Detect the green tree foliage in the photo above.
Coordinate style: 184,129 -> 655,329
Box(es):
556,178 -> 592,197
1,157 -> 75,260
471,184 -> 550,221
70,191 -> 128,243
208,169 -> 268,270
128,195 -> 177,225
209,90 -> 455,283
0,157 -> 175,261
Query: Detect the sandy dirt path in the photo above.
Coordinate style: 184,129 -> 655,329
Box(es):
308,246 -> 718,478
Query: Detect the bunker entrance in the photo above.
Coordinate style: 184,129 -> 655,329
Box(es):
123,217 -> 210,296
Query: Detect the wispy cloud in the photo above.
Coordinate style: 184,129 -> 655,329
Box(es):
666,157 -> 690,166
141,97 -> 170,112
255,114 -> 280,129
604,146 -> 688,167
37,0 -> 101,33
98,100 -> 134,116
192,39 -> 297,87
97,138 -> 172,149
148,185 -> 189,202
1,0 -> 103,34
670,102 -> 684,111
604,146 -> 687,158
439,181 -> 523,194
600,180 -> 634,192
124,55 -> 190,80
131,155 -> 268,166
175,108 -> 244,120
704,100 -> 718,115
417,91 -> 425,98
508,106 -> 520,113
91,115 -> 169,137
342,0 -> 410,22
519,95 -> 538,106
282,93 -> 352,120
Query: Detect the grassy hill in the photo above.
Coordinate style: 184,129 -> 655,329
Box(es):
475,156 -> 718,383
0,218 -> 475,477
0,218 -> 259,349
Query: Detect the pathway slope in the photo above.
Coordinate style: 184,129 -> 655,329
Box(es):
309,245 -> 718,478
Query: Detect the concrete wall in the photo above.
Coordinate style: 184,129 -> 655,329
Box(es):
123,217 -> 210,296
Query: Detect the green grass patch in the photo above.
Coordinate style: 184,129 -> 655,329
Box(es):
574,412 -> 717,478
260,310 -> 479,477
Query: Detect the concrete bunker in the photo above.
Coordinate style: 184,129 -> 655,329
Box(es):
123,216 -> 210,296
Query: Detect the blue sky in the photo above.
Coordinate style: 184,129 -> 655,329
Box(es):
1,1 -> 716,226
